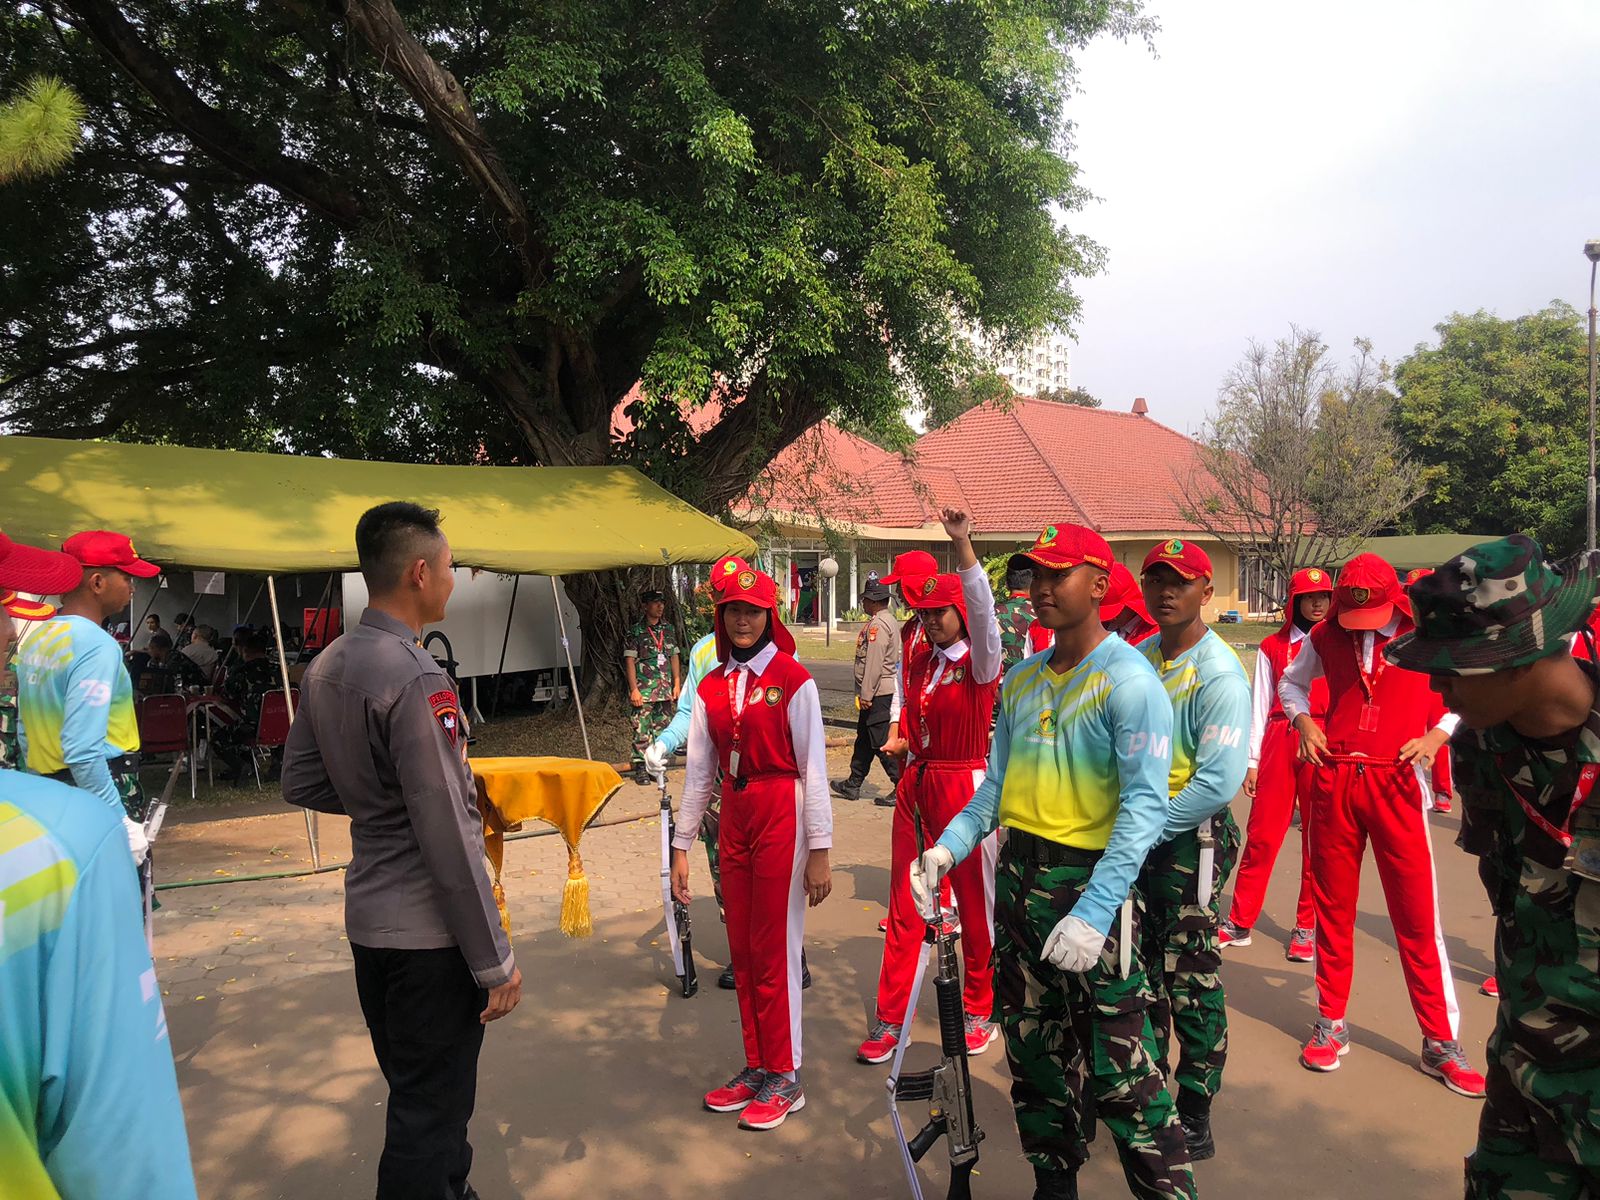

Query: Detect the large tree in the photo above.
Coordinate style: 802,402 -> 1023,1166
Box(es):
1179,326 -> 1422,610
1393,303 -> 1589,555
1,0 -> 1145,692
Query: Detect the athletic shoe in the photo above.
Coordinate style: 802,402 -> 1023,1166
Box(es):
1286,927 -> 1316,963
739,1074 -> 805,1130
857,1019 -> 903,1064
964,1012 -> 999,1056
1299,1018 -> 1351,1072
877,916 -> 889,933
1421,1039 -> 1487,1098
718,965 -> 736,990
1432,792 -> 1453,813
1479,975 -> 1499,998
830,778 -> 862,801
1218,919 -> 1252,948
704,1067 -> 767,1112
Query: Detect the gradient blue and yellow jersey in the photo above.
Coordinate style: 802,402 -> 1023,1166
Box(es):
1140,629 -> 1252,841
655,633 -> 721,756
939,634 -> 1174,936
13,617 -> 139,812
0,772 -> 197,1198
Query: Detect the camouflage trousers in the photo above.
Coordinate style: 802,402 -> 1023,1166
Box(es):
0,692 -> 17,771
993,844 -> 1196,1198
1464,856 -> 1600,1199
698,794 -> 724,914
631,699 -> 674,766
1138,809 -> 1241,1105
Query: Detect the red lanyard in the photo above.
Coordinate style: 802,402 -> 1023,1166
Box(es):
727,664 -> 761,746
646,624 -> 666,654
1354,631 -> 1386,701
1502,761 -> 1600,849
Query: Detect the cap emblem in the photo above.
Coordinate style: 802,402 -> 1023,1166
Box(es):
1164,538 -> 1184,555
1308,569 -> 1323,582
737,570 -> 757,590
922,577 -> 937,597
1037,525 -> 1058,547
1351,587 -> 1370,605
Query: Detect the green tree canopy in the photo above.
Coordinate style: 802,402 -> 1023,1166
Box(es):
1393,303 -> 1589,555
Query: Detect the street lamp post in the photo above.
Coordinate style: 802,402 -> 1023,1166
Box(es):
1588,239 -> 1600,552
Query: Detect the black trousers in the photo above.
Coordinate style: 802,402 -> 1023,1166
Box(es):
352,944 -> 486,1200
848,693 -> 901,786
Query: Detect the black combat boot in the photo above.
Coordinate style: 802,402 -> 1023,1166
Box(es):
1031,1163 -> 1079,1200
1177,1091 -> 1215,1161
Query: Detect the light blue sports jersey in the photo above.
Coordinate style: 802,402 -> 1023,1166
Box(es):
939,634 -> 1174,936
655,633 -> 720,756
0,771 -> 197,1198
1140,629 -> 1252,841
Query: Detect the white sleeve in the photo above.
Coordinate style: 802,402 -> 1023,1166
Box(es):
1433,710 -> 1461,737
671,689 -> 717,852
788,679 -> 832,849
1249,649 -> 1276,767
890,648 -> 904,724
961,563 -> 1003,684
1278,637 -> 1323,724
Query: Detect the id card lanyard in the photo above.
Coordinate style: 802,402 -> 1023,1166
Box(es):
1355,631 -> 1385,734
726,664 -> 761,780
647,623 -> 667,668
1502,760 -> 1600,850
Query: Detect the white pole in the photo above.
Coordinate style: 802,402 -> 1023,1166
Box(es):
267,575 -> 319,869
550,576 -> 592,760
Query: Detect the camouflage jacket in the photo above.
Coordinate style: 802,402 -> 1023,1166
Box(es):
223,657 -> 282,730
996,591 -> 1036,673
624,620 -> 679,703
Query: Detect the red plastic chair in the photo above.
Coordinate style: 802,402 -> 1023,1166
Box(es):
244,689 -> 297,789
138,695 -> 194,799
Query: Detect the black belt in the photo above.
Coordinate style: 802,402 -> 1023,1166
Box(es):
48,752 -> 140,782
1003,827 -> 1104,867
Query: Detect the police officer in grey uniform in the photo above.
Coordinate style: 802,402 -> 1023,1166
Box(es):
832,580 -> 902,803
283,501 -> 520,1200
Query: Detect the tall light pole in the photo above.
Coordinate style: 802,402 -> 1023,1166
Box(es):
1588,238 -> 1600,551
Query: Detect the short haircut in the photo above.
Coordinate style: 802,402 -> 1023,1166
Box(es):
356,502 -> 445,594
1006,567 -> 1033,590
176,612 -> 190,623
149,631 -> 173,651
239,630 -> 269,655
193,624 -> 216,645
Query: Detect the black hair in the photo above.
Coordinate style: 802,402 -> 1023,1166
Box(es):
149,631 -> 173,651
356,502 -> 445,594
1006,567 -> 1033,591
239,630 -> 269,655
175,612 -> 190,624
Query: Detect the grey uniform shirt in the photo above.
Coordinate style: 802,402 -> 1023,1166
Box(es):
855,609 -> 901,703
281,608 -> 515,989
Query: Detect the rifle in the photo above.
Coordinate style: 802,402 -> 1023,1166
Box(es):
658,773 -> 698,998
887,813 -> 983,1199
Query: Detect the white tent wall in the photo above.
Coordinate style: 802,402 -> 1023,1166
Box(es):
129,572 -> 342,648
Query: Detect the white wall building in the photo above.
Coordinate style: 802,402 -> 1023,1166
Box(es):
990,328 -> 1072,396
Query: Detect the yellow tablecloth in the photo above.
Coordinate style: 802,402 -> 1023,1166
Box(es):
471,756 -> 623,939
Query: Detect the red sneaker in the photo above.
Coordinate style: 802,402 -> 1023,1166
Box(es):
1218,919 -> 1252,948
963,1012 -> 999,1056
1300,1019 -> 1350,1072
1433,794 -> 1454,814
857,1019 -> 902,1064
1286,927 -> 1315,963
877,916 -> 889,933
1479,976 -> 1499,998
738,1074 -> 806,1130
704,1067 -> 767,1112
1421,1040 -> 1486,1098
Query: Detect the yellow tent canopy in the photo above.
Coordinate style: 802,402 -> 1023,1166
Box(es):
0,435 -> 754,573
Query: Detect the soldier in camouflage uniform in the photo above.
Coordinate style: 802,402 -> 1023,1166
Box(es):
1386,535 -> 1600,1200
997,565 -> 1037,673
143,630 -> 210,695
625,590 -> 681,785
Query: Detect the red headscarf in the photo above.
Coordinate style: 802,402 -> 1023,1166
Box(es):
903,573 -> 969,637
1099,562 -> 1153,627
713,565 -> 795,660
1279,566 -> 1334,634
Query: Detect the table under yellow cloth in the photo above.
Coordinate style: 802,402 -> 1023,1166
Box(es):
471,756 -> 623,939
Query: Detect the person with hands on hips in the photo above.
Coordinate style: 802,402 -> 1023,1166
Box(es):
913,522 -> 1193,1200
858,508 -> 1002,1067
668,564 -> 831,1132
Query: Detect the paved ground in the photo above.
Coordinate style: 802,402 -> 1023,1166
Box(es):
154,745 -> 1495,1199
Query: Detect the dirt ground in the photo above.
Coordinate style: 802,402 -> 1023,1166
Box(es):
150,736 -> 1496,1200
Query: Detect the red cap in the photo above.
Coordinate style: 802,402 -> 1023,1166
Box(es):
1404,567 -> 1434,587
882,550 -> 939,586
62,530 -> 160,578
709,556 -> 754,594
903,573 -> 970,633
1142,537 -> 1212,581
713,566 -> 796,659
1289,566 -> 1334,598
1098,561 -> 1153,625
0,531 -> 83,620
1333,553 -> 1407,631
1010,523 -> 1114,574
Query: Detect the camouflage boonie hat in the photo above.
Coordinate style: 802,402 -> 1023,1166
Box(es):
1383,535 -> 1600,676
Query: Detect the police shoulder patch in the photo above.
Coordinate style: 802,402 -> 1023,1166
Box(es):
429,688 -> 461,745
868,626 -> 879,641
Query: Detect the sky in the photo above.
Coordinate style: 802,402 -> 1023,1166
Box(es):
1062,0 -> 1600,434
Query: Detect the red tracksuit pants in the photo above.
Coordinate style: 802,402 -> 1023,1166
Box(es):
1307,755 -> 1460,1040
875,760 -> 996,1024
721,776 -> 809,1072
1228,717 -> 1317,931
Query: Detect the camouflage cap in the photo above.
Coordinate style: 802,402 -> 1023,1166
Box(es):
1383,535 -> 1600,676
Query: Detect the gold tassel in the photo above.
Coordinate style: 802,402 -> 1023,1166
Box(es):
492,879 -> 512,940
559,844 -> 593,938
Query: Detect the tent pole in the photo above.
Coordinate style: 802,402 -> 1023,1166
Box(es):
550,575 -> 591,760
491,575 -> 520,720
268,575 -> 319,869
295,574 -> 335,664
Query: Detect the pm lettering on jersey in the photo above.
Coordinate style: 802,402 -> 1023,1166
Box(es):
1199,723 -> 1244,749
1126,730 -> 1172,760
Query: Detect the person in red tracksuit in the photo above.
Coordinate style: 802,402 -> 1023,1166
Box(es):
1277,553 -> 1487,1096
670,566 -> 833,1131
1220,567 -> 1331,962
858,508 -> 1004,1065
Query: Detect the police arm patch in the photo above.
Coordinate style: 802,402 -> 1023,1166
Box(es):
429,688 -> 461,745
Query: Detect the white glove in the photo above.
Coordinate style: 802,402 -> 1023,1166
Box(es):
123,816 -> 149,867
642,741 -> 669,780
909,846 -> 955,919
1041,914 -> 1106,973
